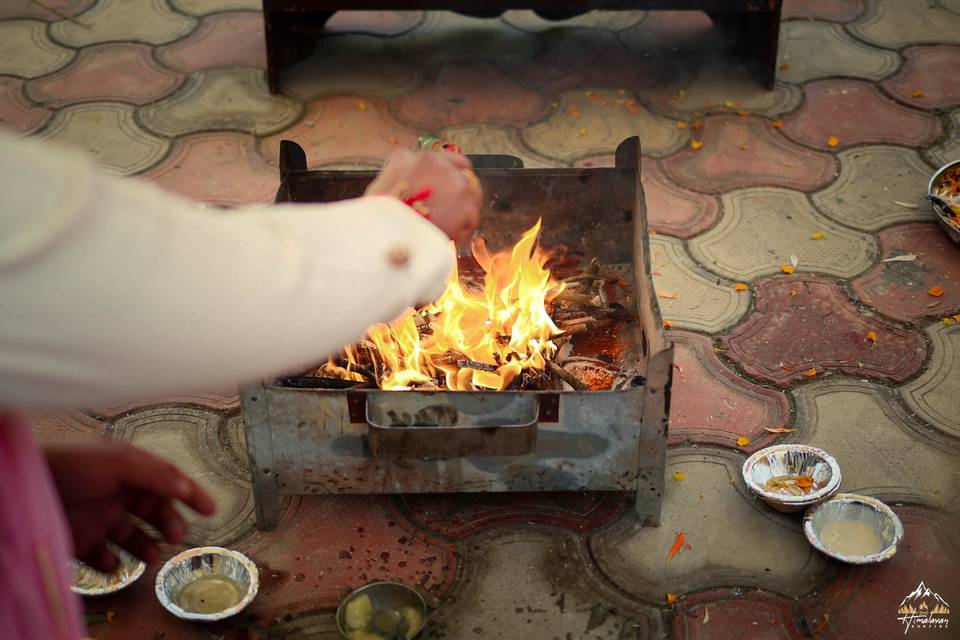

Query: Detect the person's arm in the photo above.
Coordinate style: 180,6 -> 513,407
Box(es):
0,136 -> 473,408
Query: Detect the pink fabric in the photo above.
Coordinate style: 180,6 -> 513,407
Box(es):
0,412 -> 84,640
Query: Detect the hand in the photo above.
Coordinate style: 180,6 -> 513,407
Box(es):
365,149 -> 483,243
43,437 -> 216,571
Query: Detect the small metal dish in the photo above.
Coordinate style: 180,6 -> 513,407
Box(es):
804,493 -> 904,564
155,547 -> 259,621
928,159 -> 960,245
71,546 -> 146,596
337,581 -> 428,640
742,444 -> 841,513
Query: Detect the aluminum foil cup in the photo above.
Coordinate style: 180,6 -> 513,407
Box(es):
155,547 -> 258,621
742,444 -> 841,513
804,493 -> 904,564
71,546 -> 145,596
928,159 -> 960,244
337,581 -> 428,639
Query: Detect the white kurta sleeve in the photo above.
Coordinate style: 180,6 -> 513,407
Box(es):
0,135 -> 453,409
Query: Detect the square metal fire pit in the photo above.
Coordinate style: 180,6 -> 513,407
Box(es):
242,136 -> 673,529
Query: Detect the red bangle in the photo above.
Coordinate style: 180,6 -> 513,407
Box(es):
402,187 -> 433,219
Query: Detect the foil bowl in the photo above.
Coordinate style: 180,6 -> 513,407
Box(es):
804,493 -> 904,564
71,546 -> 146,596
742,444 -> 841,513
337,581 -> 428,640
928,159 -> 960,245
155,547 -> 259,621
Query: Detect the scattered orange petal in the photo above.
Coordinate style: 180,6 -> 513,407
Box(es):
577,128 -> 587,137
569,106 -> 581,118
667,593 -> 678,605
736,436 -> 750,447
827,135 -> 840,147
804,367 -> 817,378
690,139 -> 704,150
739,145 -> 748,150
735,282 -> 749,291
810,231 -> 825,240
656,288 -> 677,299
953,315 -> 960,321
357,100 -> 367,111
789,289 -> 798,298
676,120 -> 688,129
928,284 -> 944,297
663,320 -> 673,329
691,120 -> 703,130
780,265 -> 796,274
812,614 -> 830,634
667,532 -> 686,562
911,89 -> 924,98
778,63 -> 790,71
764,427 -> 796,434
771,119 -> 784,128
866,330 -> 878,344
736,110 -> 750,116
106,611 -> 116,624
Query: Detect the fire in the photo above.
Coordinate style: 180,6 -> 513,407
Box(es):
342,220 -> 564,390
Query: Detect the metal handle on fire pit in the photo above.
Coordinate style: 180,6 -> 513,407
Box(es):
365,391 -> 539,460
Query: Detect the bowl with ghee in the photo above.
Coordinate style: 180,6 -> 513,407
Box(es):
804,493 -> 904,564
71,545 -> 146,596
742,444 -> 841,513
337,581 -> 428,640
155,547 -> 259,621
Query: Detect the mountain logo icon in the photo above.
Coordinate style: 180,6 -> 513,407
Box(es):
898,581 -> 950,633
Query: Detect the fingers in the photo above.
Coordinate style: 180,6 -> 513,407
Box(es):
111,444 -> 216,517
79,542 -> 120,574
108,520 -> 161,565
129,493 -> 189,545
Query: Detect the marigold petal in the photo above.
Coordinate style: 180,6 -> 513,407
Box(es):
928,285 -> 944,297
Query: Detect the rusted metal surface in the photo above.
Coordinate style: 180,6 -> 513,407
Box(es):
242,136 -> 672,529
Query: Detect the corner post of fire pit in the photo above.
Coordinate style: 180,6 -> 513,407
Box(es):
241,382 -> 282,530
619,135 -> 674,526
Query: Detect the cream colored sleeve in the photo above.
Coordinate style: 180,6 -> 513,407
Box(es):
0,135 -> 452,409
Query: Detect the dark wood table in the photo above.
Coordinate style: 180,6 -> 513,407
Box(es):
262,1 -> 783,93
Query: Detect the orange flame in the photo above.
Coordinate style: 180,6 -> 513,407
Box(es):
348,219 -> 564,390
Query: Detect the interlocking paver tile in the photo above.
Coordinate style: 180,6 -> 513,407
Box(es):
691,187 -> 875,282
794,380 -> 960,509
0,19 -> 75,79
390,11 -> 538,68
800,505 -> 960,640
852,223 -> 960,322
279,35 -> 423,101
139,67 -> 300,137
944,0 -> 960,14
620,9 -> 718,55
777,21 -> 900,84
50,0 -> 196,47
723,276 -> 926,387
672,590 -> 805,640
237,495 -> 457,615
437,123 -> 561,167
899,322 -> 960,441
793,380 -> 960,514
0,0 -> 94,21
668,331 -> 791,452
433,528 -> 663,639
168,0 -> 259,16
927,109 -> 960,168
849,0 -> 960,47
139,132 -> 277,206
590,448 -> 833,601
26,43 -> 183,107
502,8 -> 647,32
326,10 -> 424,35
522,89 -> 686,162
155,11 -> 265,73
643,59 -> 803,119
637,159 -> 719,238
40,102 -> 168,175
0,76 -> 50,135
781,80 -> 941,151
782,0 -> 864,22
660,115 -> 836,194
111,406 -> 255,547
812,146 -> 934,231
393,63 -> 548,129
259,95 -> 419,168
882,45 -> 960,110
398,492 -> 629,539
27,412 -> 106,441
649,235 -> 750,333
89,390 -> 241,419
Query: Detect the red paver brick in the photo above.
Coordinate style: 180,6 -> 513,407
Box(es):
723,276 -> 927,387
781,79 -> 941,151
393,63 -> 548,129
660,115 -> 836,194
155,11 -> 265,73
238,495 -> 458,616
259,95 -> 420,168
800,505 -> 960,640
0,76 -> 50,135
325,10 -> 424,35
26,43 -> 183,107
782,0 -> 865,22
673,589 -> 806,640
140,132 -> 277,207
882,45 -> 960,110
89,391 -> 241,418
668,331 -> 791,452
852,223 -> 960,323
27,412 -> 106,441
0,0 -> 93,20
399,491 -> 630,539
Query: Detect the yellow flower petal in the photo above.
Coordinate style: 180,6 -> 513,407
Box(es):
827,135 -> 840,147
690,139 -> 704,150
736,436 -> 751,447
357,100 -> 367,111
866,330 -> 878,344
735,283 -> 749,291
672,472 -> 687,481
770,120 -> 784,128
810,231 -> 825,240
804,367 -> 817,378
780,265 -> 796,274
